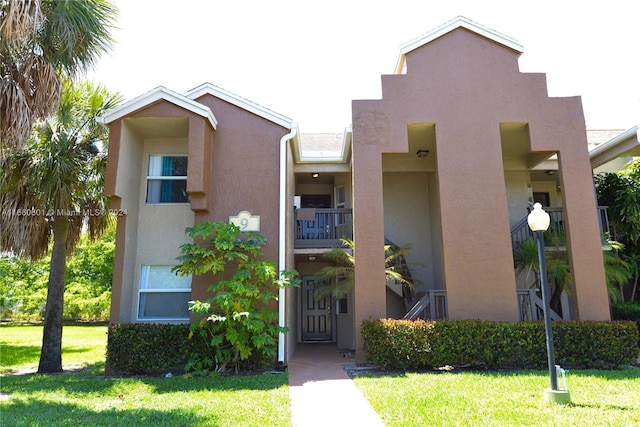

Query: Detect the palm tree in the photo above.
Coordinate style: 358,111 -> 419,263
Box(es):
514,234 -> 631,311
513,236 -> 571,313
0,0 -> 117,154
604,241 -> 633,303
0,79 -> 122,373
623,253 -> 640,302
313,238 -> 419,304
595,159 -> 640,303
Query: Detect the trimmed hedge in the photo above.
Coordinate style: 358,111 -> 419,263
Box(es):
362,319 -> 639,370
106,322 -> 278,375
612,302 -> 640,345
106,323 -> 205,375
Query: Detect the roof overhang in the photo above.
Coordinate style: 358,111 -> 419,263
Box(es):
590,125 -> 640,169
185,82 -> 294,129
98,86 -> 218,129
395,16 -> 524,74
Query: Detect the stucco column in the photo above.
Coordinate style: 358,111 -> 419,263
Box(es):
557,153 -> 610,320
435,123 -> 519,321
351,115 -> 388,362
108,197 -> 126,324
187,117 -> 211,212
529,111 -> 610,321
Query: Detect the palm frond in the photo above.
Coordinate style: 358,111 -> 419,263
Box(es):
41,0 -> 118,74
0,0 -> 117,152
0,79 -> 33,153
0,79 -> 120,260
0,0 -> 42,40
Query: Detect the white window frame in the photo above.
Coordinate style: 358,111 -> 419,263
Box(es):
146,155 -> 189,204
137,265 -> 191,321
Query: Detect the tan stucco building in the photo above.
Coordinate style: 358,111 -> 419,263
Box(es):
102,17 -> 638,363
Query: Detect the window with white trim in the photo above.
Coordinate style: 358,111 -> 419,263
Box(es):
146,155 -> 189,203
138,265 -> 191,320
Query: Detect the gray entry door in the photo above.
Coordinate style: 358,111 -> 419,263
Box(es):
301,276 -> 332,341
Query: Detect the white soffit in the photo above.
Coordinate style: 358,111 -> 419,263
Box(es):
185,82 -> 294,129
99,86 -> 218,129
590,125 -> 640,168
395,16 -> 524,74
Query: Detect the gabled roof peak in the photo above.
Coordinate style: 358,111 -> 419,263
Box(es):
185,82 -> 294,129
395,16 -> 524,74
99,85 -> 218,129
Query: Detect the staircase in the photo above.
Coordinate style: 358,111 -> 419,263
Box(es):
402,207 -> 609,321
403,290 -> 447,320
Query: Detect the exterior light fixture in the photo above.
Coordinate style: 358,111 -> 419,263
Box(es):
416,149 -> 429,158
545,170 -> 556,176
308,256 -> 316,261
312,173 -> 319,178
527,203 -> 571,404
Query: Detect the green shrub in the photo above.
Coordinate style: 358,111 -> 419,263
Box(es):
612,302 -> 640,346
174,221 -> 299,374
361,319 -> 436,369
107,323 -> 198,375
362,319 -> 639,370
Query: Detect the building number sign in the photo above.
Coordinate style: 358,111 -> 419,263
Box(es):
229,210 -> 260,232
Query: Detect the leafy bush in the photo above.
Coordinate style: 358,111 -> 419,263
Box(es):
107,323 -> 198,375
0,226 -> 114,321
174,222 -> 299,374
363,318 -> 639,370
612,302 -> 640,345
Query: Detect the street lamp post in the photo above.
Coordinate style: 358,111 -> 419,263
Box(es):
527,203 -> 571,404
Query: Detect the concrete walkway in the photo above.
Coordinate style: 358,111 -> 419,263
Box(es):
288,344 -> 386,427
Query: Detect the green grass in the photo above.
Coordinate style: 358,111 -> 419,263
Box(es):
3,325 -> 639,426
0,325 -> 292,426
353,369 -> 640,427
1,370 -> 291,426
1,324 -> 108,374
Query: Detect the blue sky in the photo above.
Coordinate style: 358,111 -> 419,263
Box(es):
88,0 -> 640,132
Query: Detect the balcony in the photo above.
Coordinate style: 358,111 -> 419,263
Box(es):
294,208 -> 353,249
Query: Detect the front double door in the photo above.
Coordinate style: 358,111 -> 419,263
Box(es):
301,276 -> 333,342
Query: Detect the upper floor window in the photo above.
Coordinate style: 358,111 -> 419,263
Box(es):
146,155 -> 188,203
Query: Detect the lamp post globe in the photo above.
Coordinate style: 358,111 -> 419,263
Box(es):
527,202 -> 571,404
527,202 -> 550,232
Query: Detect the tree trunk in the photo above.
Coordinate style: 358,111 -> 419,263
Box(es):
38,216 -> 68,373
549,280 -> 564,316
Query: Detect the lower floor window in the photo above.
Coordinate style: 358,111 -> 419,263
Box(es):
138,265 -> 191,320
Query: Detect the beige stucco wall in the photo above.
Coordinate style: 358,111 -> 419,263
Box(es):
109,120 -> 142,323
127,138 -> 194,322
383,172 -> 433,291
531,180 -> 563,207
109,132 -> 195,323
504,171 -> 532,227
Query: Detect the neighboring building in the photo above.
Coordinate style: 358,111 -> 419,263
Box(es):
102,16 -> 637,363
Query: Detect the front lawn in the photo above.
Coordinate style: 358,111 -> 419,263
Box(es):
3,324 -> 639,426
0,324 -> 292,427
1,370 -> 291,427
353,369 -> 640,427
1,323 -> 108,374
